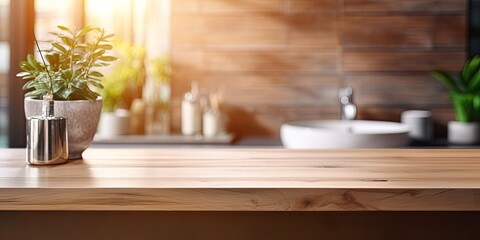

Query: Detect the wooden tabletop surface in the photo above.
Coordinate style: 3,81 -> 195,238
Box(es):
1,148 -> 480,211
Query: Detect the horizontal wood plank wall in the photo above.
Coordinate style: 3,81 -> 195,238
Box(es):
171,0 -> 466,138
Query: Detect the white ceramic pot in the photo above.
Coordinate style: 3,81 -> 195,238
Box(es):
401,110 -> 434,143
97,110 -> 131,136
448,121 -> 480,145
24,97 -> 102,159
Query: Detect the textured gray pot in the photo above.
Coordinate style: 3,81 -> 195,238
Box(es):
25,97 -> 102,159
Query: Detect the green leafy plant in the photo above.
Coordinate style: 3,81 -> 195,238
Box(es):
16,25 -> 117,100
101,41 -> 145,112
145,56 -> 172,110
431,55 -> 480,122
150,56 -> 171,84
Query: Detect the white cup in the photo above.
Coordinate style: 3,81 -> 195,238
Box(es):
97,109 -> 131,136
401,110 -> 434,143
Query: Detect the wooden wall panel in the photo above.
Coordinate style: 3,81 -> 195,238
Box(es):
175,31 -> 288,48
345,74 -> 450,106
344,0 -> 466,13
343,51 -> 465,72
224,105 -> 339,137
195,74 -> 341,107
204,50 -> 339,72
200,0 -> 285,13
171,0 -> 467,138
287,0 -> 338,12
434,16 -> 467,47
173,0 -> 200,13
343,16 -> 433,48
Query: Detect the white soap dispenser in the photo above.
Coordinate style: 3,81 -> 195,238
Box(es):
181,81 -> 201,135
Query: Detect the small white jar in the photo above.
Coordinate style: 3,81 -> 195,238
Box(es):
97,109 -> 131,136
203,109 -> 221,137
448,121 -> 480,145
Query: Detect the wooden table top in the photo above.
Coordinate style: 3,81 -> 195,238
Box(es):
1,148 -> 480,211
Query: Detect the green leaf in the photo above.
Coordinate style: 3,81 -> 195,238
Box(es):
103,33 -> 115,39
88,80 -> 103,89
76,43 -> 88,49
58,87 -> 74,100
71,78 -> 85,86
57,25 -> 71,32
25,89 -> 48,98
462,55 -> 480,83
22,81 -> 37,90
93,49 -> 106,58
97,44 -> 113,50
51,42 -> 67,54
451,93 -> 470,122
48,31 -> 61,37
60,36 -> 74,46
89,71 -> 104,77
98,56 -> 117,61
474,95 -> 480,121
94,62 -> 111,67
16,72 -> 32,78
430,70 -> 460,92
467,70 -> 480,91
27,54 -> 42,70
75,26 -> 94,38
60,69 -> 74,81
19,61 -> 34,71
87,77 -> 102,82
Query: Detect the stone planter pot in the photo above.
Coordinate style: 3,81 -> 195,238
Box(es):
25,97 -> 102,159
448,121 -> 480,145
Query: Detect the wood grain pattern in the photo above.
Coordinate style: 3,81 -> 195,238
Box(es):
345,74 -> 450,106
173,0 -> 200,13
201,0 -> 284,13
343,51 -> 465,72
344,0 -> 466,12
287,0 -> 337,12
171,0 -> 467,138
343,16 -> 433,48
204,50 -> 338,72
434,15 -> 466,47
1,148 -> 480,211
177,73 -> 341,107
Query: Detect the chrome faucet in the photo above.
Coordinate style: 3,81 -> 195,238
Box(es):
339,87 -> 357,120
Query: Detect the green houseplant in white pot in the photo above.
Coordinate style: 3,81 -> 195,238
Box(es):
17,26 -> 117,159
431,55 -> 480,145
97,42 -> 146,136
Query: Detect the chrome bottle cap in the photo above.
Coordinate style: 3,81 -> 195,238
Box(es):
26,95 -> 68,165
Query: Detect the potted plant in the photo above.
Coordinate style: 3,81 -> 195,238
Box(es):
17,25 -> 117,159
431,55 -> 480,145
97,42 -> 146,136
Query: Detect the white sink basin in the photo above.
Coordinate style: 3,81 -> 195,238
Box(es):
281,120 -> 409,148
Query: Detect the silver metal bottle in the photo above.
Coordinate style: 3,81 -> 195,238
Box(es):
26,95 -> 68,165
